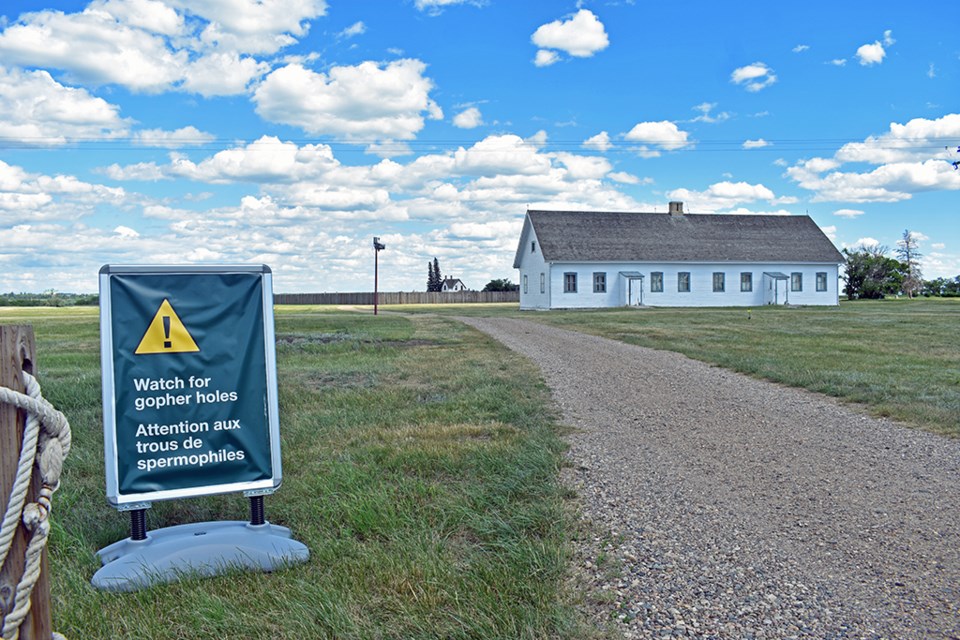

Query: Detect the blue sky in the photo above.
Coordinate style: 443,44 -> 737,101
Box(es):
1,0 -> 958,293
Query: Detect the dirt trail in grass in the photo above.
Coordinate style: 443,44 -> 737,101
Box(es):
459,316 -> 960,640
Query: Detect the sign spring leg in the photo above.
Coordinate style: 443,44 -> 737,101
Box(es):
249,496 -> 265,526
129,509 -> 147,541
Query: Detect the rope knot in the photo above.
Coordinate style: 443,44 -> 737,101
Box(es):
21,504 -> 48,533
0,370 -> 71,640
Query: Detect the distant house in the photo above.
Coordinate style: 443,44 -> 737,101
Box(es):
441,278 -> 467,292
513,202 -> 844,309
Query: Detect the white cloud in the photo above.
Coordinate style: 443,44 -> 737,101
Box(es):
856,42 -> 886,66
1,125 -> 662,291
182,52 -> 269,96
524,130 -> 548,148
730,62 -> 777,92
0,1 -> 326,95
338,21 -> 366,39
553,153 -> 611,180
414,0 -> 483,14
101,162 -> 166,181
134,126 -> 216,148
583,131 -> 612,152
788,114 -> 960,201
452,135 -> 552,177
365,141 -> 414,159
453,107 -> 483,129
0,8 -> 188,93
928,64 -> 936,79
0,159 -> 128,222
743,139 -> 770,149
666,181 -> 778,212
828,58 -> 847,67
854,237 -> 880,248
789,159 -> 960,203
623,121 -> 691,155
932,242 -> 946,250
531,9 -> 609,63
253,60 -> 442,142
113,225 -> 140,238
170,0 -> 327,53
856,31 -> 893,66
534,49 -> 560,67
608,172 -> 650,185
167,136 -> 339,183
94,0 -> 185,36
820,225 -> 837,241
793,44 -> 809,53
690,102 -> 731,124
447,220 -> 518,240
835,113 -> 960,164
0,66 -> 130,144
833,208 -> 865,218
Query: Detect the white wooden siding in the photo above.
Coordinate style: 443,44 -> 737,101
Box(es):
517,226 -> 550,309
541,262 -> 840,308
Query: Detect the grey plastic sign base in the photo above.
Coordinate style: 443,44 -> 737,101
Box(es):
91,520 -> 309,592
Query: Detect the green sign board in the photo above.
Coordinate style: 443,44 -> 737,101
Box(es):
99,265 -> 281,506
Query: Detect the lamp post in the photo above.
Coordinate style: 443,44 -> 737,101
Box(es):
373,237 -> 385,315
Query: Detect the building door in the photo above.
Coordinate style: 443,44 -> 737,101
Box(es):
762,272 -> 788,305
620,273 -> 644,306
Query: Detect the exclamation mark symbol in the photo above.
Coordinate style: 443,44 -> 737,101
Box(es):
163,316 -> 172,349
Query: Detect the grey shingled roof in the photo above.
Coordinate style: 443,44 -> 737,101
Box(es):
521,210 -> 844,265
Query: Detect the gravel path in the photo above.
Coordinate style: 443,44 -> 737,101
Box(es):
459,317 -> 960,639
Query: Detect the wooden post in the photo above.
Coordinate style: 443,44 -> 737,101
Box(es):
0,325 -> 52,640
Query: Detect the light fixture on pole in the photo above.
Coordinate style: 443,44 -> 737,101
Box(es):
373,237 -> 386,315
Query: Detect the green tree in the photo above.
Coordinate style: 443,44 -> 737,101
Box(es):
426,261 -> 436,292
842,245 -> 906,299
482,278 -> 519,292
426,258 -> 443,292
432,257 -> 443,292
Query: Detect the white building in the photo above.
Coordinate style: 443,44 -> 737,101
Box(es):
513,203 -> 844,309
441,277 -> 467,292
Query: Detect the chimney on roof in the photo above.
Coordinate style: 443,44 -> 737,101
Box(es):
668,201 -> 684,216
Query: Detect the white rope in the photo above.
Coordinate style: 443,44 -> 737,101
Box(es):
0,371 -> 70,640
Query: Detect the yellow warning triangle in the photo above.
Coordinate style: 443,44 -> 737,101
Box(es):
135,299 -> 200,355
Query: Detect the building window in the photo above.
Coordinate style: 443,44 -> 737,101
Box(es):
593,272 -> 606,293
678,272 -> 691,292
740,272 -> 753,292
791,272 -> 803,292
651,272 -> 663,293
523,274 -> 528,294
713,272 -> 725,292
540,272 -> 545,293
564,272 -> 577,293
816,272 -> 828,292
531,241 -> 536,253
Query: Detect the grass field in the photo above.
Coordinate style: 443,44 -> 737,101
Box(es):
2,297 -> 957,638
389,298 -> 960,436
0,306 -> 588,639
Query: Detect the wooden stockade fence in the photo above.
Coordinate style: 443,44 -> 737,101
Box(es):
275,291 -> 519,306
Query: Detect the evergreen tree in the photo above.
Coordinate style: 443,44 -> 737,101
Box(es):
426,258 -> 443,291
432,257 -> 443,292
